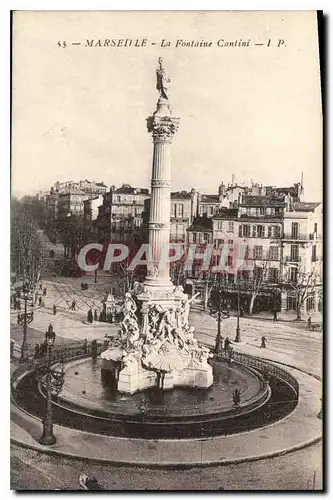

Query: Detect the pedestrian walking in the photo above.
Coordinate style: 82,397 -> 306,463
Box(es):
53,304 -> 57,315
91,339 -> 98,359
39,283 -> 43,290
34,343 -> 40,359
260,336 -> 267,348
38,296 -> 42,306
273,309 -> 278,322
71,300 -> 76,311
83,338 -> 88,354
308,316 -> 312,329
224,336 -> 231,351
43,287 -> 47,296
228,347 -> 234,366
87,309 -> 93,323
94,309 -> 98,321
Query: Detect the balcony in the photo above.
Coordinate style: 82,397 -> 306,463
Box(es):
246,252 -> 280,261
282,233 -> 314,241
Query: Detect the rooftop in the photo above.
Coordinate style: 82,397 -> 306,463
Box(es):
200,194 -> 219,202
188,216 -> 213,232
114,185 -> 150,195
291,202 -> 320,212
241,195 -> 286,207
171,191 -> 192,200
213,208 -> 239,219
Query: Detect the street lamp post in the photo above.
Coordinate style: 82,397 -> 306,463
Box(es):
211,282 -> 229,354
38,324 -> 64,446
17,281 -> 34,362
234,283 -> 241,343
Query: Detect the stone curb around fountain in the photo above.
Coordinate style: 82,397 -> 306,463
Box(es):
11,365 -> 322,467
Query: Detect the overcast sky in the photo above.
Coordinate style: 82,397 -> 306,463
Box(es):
12,11 -> 322,201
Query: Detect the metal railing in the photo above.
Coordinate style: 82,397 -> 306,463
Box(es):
282,233 -> 314,241
215,348 -> 299,398
285,256 -> 301,263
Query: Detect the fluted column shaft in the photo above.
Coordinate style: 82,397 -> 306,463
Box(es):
145,105 -> 179,288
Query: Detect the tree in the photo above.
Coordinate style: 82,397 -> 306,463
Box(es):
11,198 -> 43,283
248,261 -> 269,316
56,215 -> 84,258
111,260 -> 137,296
284,265 -> 320,320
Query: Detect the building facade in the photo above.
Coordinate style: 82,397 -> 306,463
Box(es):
184,181 -> 322,318
96,184 -> 150,244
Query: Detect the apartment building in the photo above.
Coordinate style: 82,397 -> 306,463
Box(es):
96,184 -> 150,244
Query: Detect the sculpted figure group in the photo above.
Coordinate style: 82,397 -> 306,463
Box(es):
107,288 -> 211,371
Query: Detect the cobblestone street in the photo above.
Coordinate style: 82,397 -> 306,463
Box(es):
11,442 -> 322,491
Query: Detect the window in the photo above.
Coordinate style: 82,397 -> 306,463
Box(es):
314,223 -> 318,234
243,225 -> 250,237
268,226 -> 272,238
254,245 -> 263,259
272,226 -> 281,238
176,204 -> 184,218
203,232 -> 209,242
290,244 -> 299,261
289,267 -> 298,283
227,255 -> 233,267
192,233 -> 197,244
312,245 -> 317,262
228,221 -> 234,233
228,239 -> 233,246
239,225 -> 243,237
269,268 -> 279,282
268,246 -> 279,260
253,266 -> 263,279
287,295 -> 297,311
252,225 -> 257,237
209,206 -> 214,215
239,244 -> 249,259
257,225 -> 264,237
292,222 -> 299,239
217,221 -> 223,231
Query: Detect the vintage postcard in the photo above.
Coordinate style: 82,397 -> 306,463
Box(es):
10,10 -> 323,491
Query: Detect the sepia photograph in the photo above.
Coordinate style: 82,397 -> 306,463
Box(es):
10,10 -> 323,491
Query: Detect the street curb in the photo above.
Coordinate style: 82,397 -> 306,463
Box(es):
10,434 -> 322,469
11,351 -> 322,469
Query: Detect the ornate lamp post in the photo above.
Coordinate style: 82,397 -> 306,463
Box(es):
17,281 -> 34,362
38,324 -> 64,446
210,283 -> 230,354
234,283 -> 241,343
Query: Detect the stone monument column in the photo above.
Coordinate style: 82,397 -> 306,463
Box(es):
144,58 -> 179,290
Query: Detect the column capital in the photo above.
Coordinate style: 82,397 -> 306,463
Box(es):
151,179 -> 171,188
147,115 -> 180,142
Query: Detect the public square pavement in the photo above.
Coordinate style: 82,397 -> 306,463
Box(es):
190,307 -> 322,378
10,276 -> 323,490
10,275 -> 120,346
